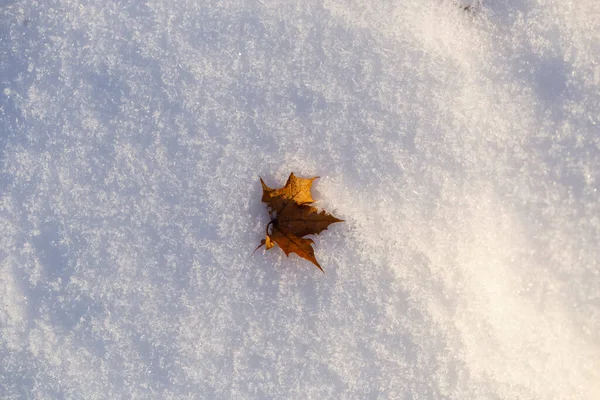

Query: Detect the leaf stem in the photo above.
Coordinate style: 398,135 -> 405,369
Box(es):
266,219 -> 276,236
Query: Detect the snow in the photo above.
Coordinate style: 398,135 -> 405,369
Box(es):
1,0 -> 599,398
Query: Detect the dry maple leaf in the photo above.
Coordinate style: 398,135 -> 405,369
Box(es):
260,173 -> 316,217
256,173 -> 343,272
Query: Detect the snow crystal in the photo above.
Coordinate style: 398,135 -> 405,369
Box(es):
1,0 -> 598,398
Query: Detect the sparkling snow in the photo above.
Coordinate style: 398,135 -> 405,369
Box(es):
1,0 -> 599,398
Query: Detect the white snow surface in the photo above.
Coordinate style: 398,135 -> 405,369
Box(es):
1,0 -> 599,398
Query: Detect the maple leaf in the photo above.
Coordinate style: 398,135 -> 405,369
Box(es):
270,227 -> 321,271
277,203 -> 343,238
260,172 -> 317,217
256,173 -> 343,272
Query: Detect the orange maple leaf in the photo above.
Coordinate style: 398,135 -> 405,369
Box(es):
256,173 -> 343,272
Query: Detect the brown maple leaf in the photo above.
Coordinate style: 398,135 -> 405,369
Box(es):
256,173 -> 343,272
260,173 -> 316,217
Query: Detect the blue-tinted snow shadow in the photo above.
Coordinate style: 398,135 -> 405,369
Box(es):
485,0 -> 599,199
1,4 -> 106,357
517,54 -> 597,198
234,242 -> 462,397
0,1 -> 464,397
484,0 -> 536,26
0,6 -> 32,189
